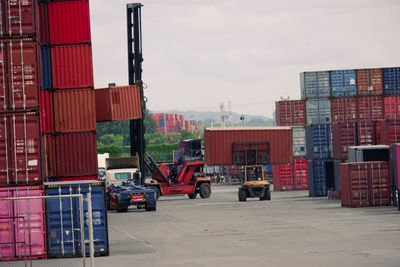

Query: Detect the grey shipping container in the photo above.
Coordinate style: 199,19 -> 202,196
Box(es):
292,126 -> 306,157
300,71 -> 331,99
348,145 -> 389,163
306,99 -> 331,125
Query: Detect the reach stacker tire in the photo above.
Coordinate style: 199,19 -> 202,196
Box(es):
188,193 -> 197,199
199,183 -> 211,199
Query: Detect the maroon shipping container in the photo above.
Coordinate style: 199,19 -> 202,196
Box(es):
357,96 -> 384,121
340,162 -> 391,207
358,121 -> 376,146
384,96 -> 400,120
48,1 -> 91,45
40,90 -> 53,134
204,127 -> 292,165
1,0 -> 40,39
95,85 -> 142,122
38,2 -> 49,44
0,113 -> 42,186
43,132 -> 98,178
331,97 -> 358,123
53,88 -> 96,133
293,157 -> 308,190
376,119 -> 400,145
51,44 -> 93,89
275,100 -> 306,126
357,69 -> 383,96
0,41 -> 40,111
0,186 -> 46,261
332,122 -> 357,160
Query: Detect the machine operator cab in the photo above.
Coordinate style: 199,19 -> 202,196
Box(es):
244,165 -> 264,182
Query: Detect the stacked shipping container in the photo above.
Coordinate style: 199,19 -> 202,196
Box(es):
152,113 -> 200,134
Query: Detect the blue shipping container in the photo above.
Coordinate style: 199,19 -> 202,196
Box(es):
40,46 -> 52,90
383,67 -> 400,95
45,181 -> 109,258
300,71 -> 331,99
306,99 -> 331,125
305,124 -> 332,159
159,120 -> 166,127
331,69 -> 357,97
307,159 -> 334,197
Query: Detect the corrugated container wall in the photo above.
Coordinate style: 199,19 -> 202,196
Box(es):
293,158 -> 308,190
51,45 -> 94,89
40,90 -> 54,133
45,181 -> 109,257
275,100 -> 306,126
40,46 -> 52,90
305,124 -> 332,159
358,121 -> 376,146
332,122 -> 357,160
272,164 -> 293,191
384,96 -> 400,119
357,69 -> 383,96
204,127 -> 293,166
383,68 -> 400,95
330,69 -> 357,97
44,132 -> 98,177
357,96 -> 384,121
1,0 -> 40,38
331,97 -> 358,123
306,99 -> 331,125
308,159 -> 334,197
292,126 -> 306,157
376,120 -> 400,145
53,88 -> 96,133
95,85 -> 142,122
300,71 -> 331,99
0,186 -> 46,261
0,113 -> 42,186
48,1 -> 91,45
38,2 -> 49,44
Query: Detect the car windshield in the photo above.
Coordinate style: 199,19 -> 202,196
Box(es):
115,172 -> 131,180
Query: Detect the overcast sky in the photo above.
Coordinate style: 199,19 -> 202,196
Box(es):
90,0 -> 400,117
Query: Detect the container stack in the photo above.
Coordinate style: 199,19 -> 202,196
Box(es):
0,0 -> 46,261
152,113 -> 200,133
274,100 -> 308,191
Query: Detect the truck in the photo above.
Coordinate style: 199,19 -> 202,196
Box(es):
144,139 -> 212,200
105,156 -> 141,187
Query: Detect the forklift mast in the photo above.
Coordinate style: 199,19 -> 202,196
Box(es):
127,3 -> 145,184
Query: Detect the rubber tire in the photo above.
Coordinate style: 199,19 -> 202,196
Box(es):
188,193 -> 197,199
199,183 -> 211,199
150,186 -> 161,201
238,188 -> 247,202
266,188 -> 271,201
145,199 -> 157,211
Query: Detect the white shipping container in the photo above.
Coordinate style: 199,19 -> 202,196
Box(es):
306,98 -> 332,125
292,126 -> 306,157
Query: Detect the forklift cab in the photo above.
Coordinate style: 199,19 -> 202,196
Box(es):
244,165 -> 264,182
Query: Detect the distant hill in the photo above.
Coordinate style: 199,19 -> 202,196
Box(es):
151,110 -> 275,127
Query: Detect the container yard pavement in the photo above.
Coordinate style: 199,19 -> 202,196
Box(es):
9,185 -> 400,267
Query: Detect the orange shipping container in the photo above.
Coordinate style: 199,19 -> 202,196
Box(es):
204,127 -> 292,165
53,88 -> 96,133
357,69 -> 383,96
95,85 -> 142,122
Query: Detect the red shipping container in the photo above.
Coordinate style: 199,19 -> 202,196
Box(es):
204,127 -> 292,165
0,186 -> 46,261
358,121 -> 376,146
40,90 -> 54,134
95,85 -> 142,122
332,122 -> 357,160
275,100 -> 306,126
178,115 -> 184,121
272,164 -> 293,191
1,0 -> 40,39
357,69 -> 383,96
357,96 -> 384,121
167,114 -> 175,121
331,97 -> 358,123
53,88 -> 96,133
51,44 -> 93,89
384,96 -> 400,119
166,120 -> 176,127
43,132 -> 98,178
376,119 -> 400,145
152,114 -> 159,121
4,41 -> 40,111
52,176 -> 98,182
48,0 -> 91,45
340,162 -> 390,207
293,158 -> 308,190
38,2 -> 49,44
0,113 -> 42,186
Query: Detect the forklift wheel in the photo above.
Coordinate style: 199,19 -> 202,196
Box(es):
199,183 -> 211,199
266,188 -> 271,200
145,199 -> 157,211
238,188 -> 247,202
188,193 -> 197,199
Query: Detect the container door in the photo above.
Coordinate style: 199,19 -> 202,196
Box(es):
0,189 -> 14,260
0,42 -> 6,113
9,114 -> 41,185
349,164 -> 369,207
0,115 -> 11,185
4,0 -> 37,36
13,187 -> 45,258
368,163 -> 390,206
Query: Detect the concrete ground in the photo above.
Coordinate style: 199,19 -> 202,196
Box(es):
5,185 -> 400,267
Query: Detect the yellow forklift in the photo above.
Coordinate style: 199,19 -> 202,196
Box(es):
238,165 -> 271,201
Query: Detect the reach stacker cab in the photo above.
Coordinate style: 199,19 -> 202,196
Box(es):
238,165 -> 271,202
